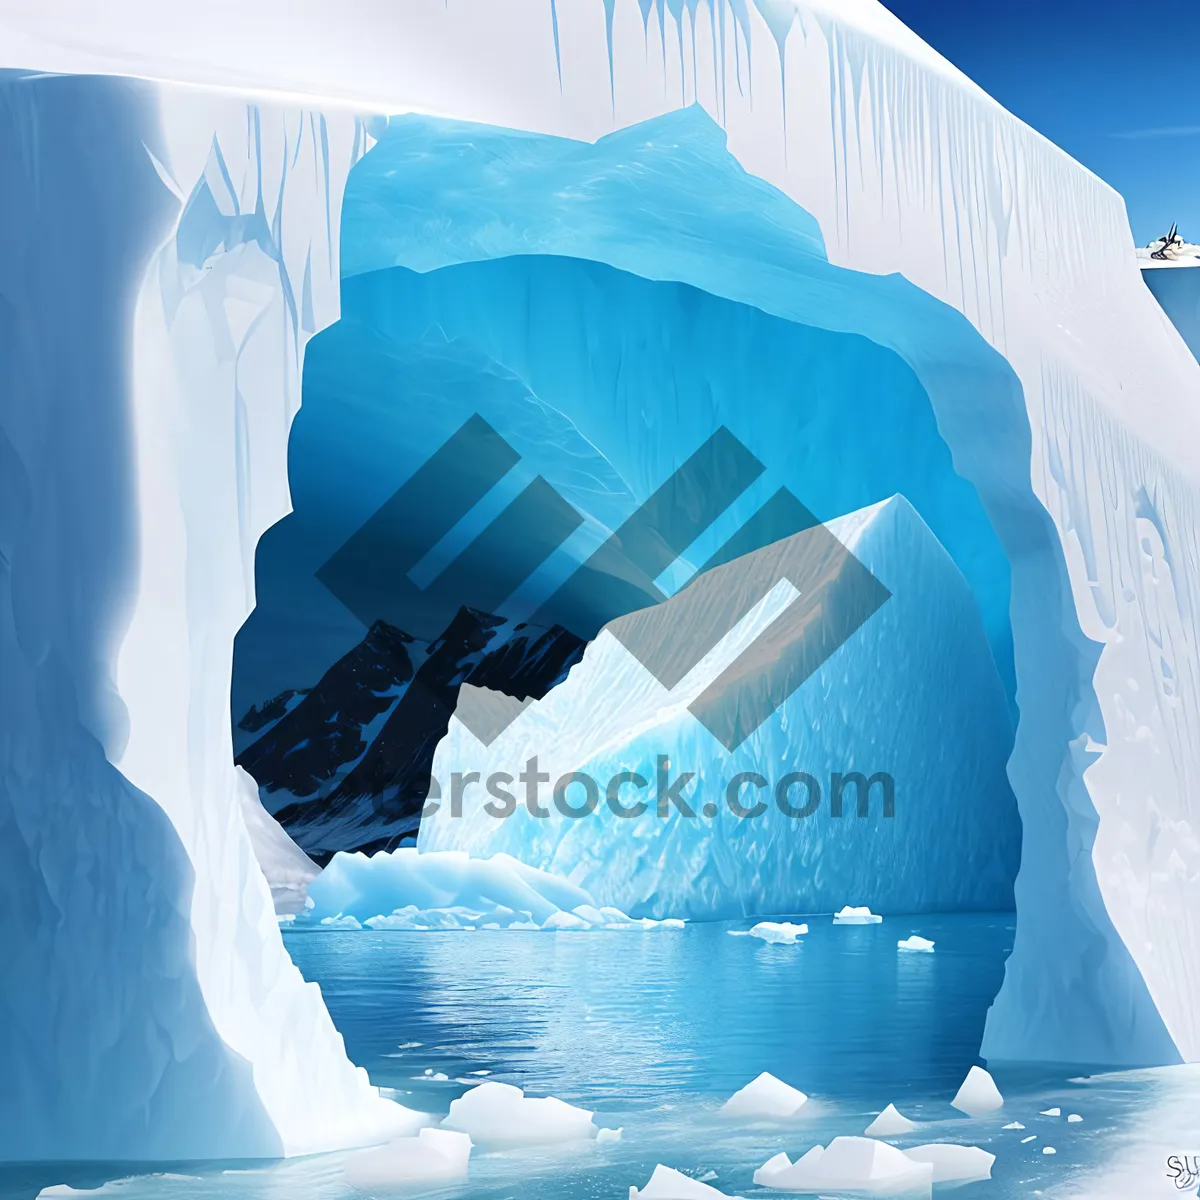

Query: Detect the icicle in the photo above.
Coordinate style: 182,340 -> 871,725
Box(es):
603,0 -> 617,112
549,0 -> 563,90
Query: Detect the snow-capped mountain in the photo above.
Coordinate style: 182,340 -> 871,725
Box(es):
236,610 -> 583,861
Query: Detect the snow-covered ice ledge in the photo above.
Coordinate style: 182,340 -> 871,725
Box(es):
2,0 -> 1199,1160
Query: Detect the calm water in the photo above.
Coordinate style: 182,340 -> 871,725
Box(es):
6,916 -> 1198,1199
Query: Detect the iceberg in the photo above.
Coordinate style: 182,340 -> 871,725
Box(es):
441,1082 -> 598,1148
422,497 -> 1020,920
720,1073 -> 808,1120
305,845 -> 688,930
951,1067 -> 1005,1118
865,1104 -> 918,1137
835,907 -> 885,926
897,936 -> 936,953
3,0 -> 1200,1166
748,922 -> 808,945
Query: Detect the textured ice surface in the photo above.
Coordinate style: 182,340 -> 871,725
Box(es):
951,1067 -> 1005,1117
344,1128 -> 471,1190
421,497 -> 1019,919
898,936 -> 936,953
720,1073 -> 808,1120
4,0 -> 1200,1165
441,1082 -> 597,1148
307,846 -> 685,930
309,848 -> 592,927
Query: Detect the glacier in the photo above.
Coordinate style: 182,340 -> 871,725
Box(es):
2,0 -> 1200,1165
419,496 -> 1021,918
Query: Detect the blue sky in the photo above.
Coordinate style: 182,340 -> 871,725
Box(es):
882,0 -> 1200,245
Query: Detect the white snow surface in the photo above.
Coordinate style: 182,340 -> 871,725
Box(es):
3,0 -> 1200,1163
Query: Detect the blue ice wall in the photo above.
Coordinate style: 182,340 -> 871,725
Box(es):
236,109 -> 1019,737
1142,266 -> 1200,364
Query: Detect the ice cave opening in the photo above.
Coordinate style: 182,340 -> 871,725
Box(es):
234,111 -> 1023,906
230,109 -> 1182,1073
5,9 -> 1198,1176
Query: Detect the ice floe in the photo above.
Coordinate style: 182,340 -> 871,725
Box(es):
441,1081 -> 597,1147
754,1136 -> 932,1195
343,1128 -> 472,1190
719,1073 -> 808,1120
897,936 -> 935,952
630,1165 -> 739,1200
865,1103 -> 918,1136
748,921 -> 808,944
834,906 -> 883,925
904,1143 -> 995,1184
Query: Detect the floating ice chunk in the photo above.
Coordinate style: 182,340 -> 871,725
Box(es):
951,1066 -> 1004,1116
629,1165 -> 739,1200
441,1081 -> 597,1147
319,913 -> 362,929
659,919 -> 686,930
726,930 -> 750,937
1043,1146 -> 1057,1155
597,1127 -> 623,1143
1020,1135 -> 1037,1144
904,1143 -> 995,1184
309,848 -> 596,927
344,1128 -> 472,1190
1067,1113 -> 1082,1122
720,1072 -> 808,1120
834,907 -> 883,925
1039,1107 -> 1061,1116
1003,1122 -> 1025,1130
753,1148 -> 823,1187
541,911 -> 592,931
897,936 -> 935,952
865,1103 -> 918,1136
754,1137 -> 933,1195
748,921 -> 808,944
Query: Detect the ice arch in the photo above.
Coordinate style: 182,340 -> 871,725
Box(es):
2,0 -> 1199,1164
